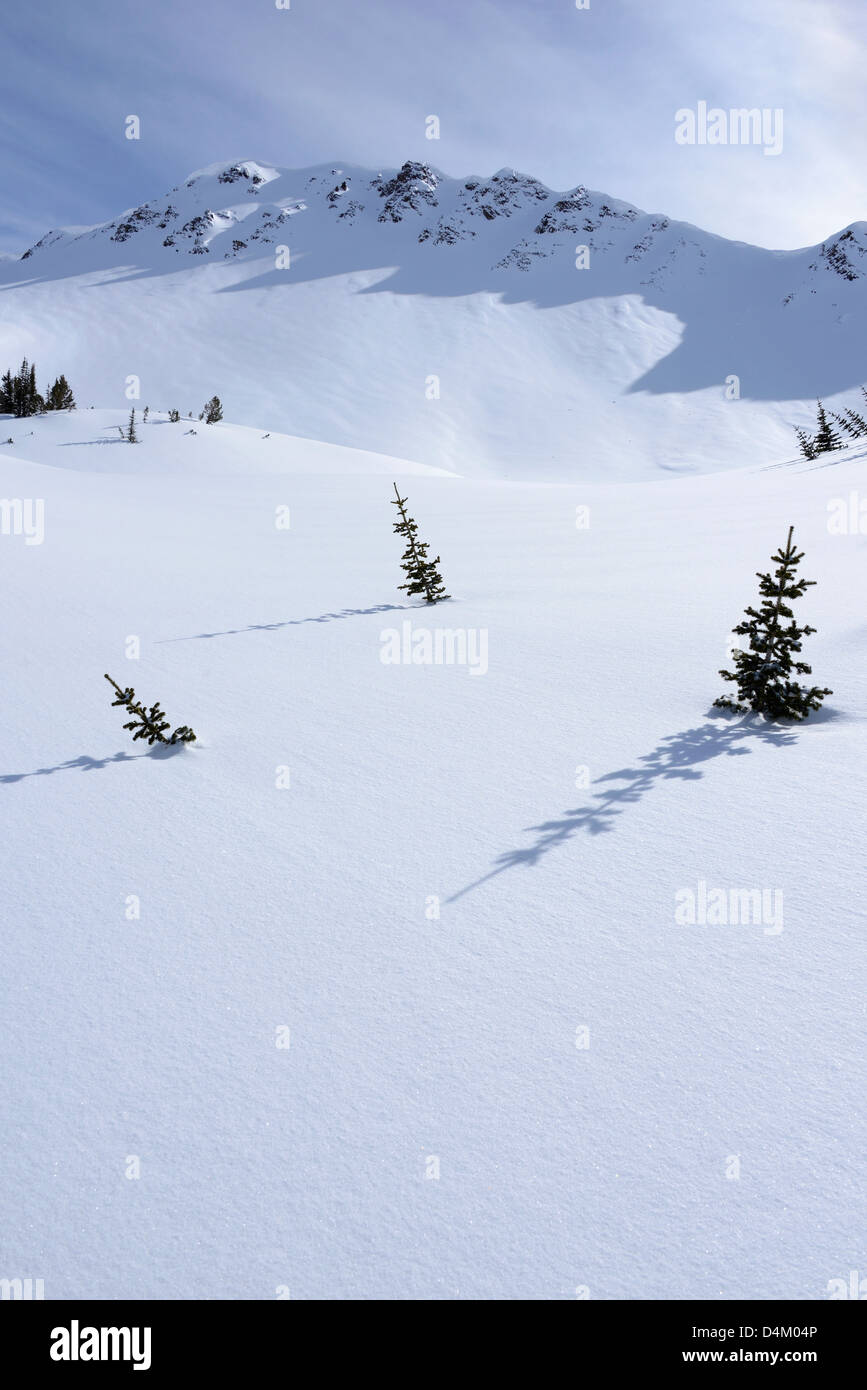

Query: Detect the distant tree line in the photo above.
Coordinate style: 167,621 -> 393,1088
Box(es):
0,366 -> 224,428
0,358 -> 75,416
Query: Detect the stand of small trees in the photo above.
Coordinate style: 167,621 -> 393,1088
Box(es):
0,359 -> 76,416
794,392 -> 867,459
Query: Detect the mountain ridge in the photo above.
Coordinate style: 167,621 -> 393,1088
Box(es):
1,158 -> 865,481
10,157 -> 866,278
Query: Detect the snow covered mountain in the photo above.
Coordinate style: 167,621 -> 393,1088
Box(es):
3,164 -> 864,1302
2,158 -> 866,479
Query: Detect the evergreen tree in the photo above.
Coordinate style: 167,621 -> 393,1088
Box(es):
829,409 -> 863,441
127,408 -> 138,443
714,526 -> 831,721
794,426 -> 816,459
168,408 -> 180,422
202,395 -> 223,423
813,400 -> 843,454
390,482 -> 449,604
45,374 -> 75,411
143,405 -> 149,422
104,674 -> 196,745
843,407 -> 867,438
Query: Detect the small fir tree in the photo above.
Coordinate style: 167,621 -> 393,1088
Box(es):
46,374 -> 75,411
829,410 -> 858,440
104,674 -> 196,745
168,408 -> 180,422
127,408 -> 138,443
794,426 -> 816,459
26,360 -> 40,414
390,482 -> 449,604
813,400 -> 843,454
841,407 -> 867,438
202,395 -> 223,423
714,526 -> 831,721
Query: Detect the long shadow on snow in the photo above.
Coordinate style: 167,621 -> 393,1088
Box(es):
157,603 -> 414,643
448,715 -> 799,902
0,744 -> 184,784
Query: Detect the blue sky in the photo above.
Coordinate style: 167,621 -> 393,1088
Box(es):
1,0 -> 864,254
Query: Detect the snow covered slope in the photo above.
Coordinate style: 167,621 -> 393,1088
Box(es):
0,408 -> 455,477
1,422 -> 863,1299
2,158 -> 866,479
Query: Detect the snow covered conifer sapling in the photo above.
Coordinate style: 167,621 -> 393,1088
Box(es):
391,482 -> 450,604
126,408 -> 138,443
714,527 -> 831,721
104,674 -> 196,745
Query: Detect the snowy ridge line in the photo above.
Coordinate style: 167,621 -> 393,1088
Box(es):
8,157 -> 867,287
1,158 -> 866,483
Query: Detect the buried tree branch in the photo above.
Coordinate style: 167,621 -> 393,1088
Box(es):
104,673 -> 196,746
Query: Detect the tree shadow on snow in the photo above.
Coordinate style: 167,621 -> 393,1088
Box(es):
448,714 -> 799,901
157,603 -> 414,643
58,441 -> 127,449
0,745 -> 183,784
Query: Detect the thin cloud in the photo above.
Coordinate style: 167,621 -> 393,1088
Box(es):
0,0 -> 863,255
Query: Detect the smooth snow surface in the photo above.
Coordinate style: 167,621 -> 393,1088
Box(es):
1,409 -> 863,1299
